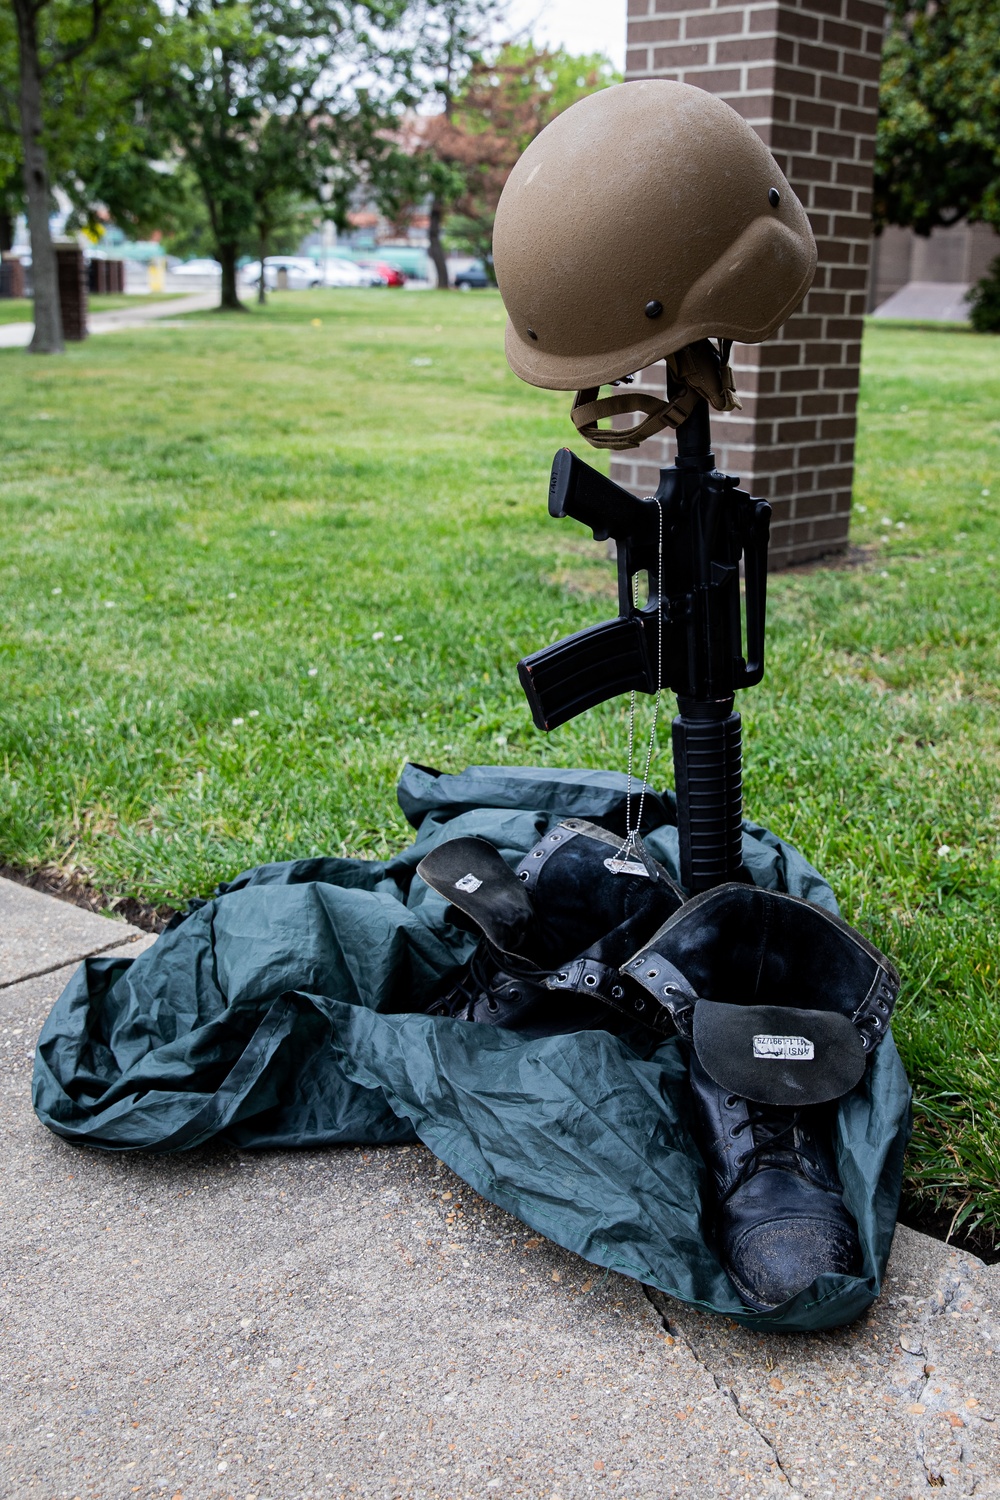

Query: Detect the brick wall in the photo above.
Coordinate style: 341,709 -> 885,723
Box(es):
612,0 -> 885,568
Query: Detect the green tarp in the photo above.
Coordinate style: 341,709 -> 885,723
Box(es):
32,764 -> 911,1331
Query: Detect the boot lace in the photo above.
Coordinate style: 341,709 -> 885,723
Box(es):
718,1100 -> 824,1205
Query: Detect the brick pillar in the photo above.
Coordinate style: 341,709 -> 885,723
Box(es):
0,258 -> 26,299
612,0 -> 885,567
55,244 -> 88,342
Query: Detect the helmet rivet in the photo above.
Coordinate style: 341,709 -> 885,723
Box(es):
644,300 -> 663,319
768,188 -> 780,208
527,327 -> 538,341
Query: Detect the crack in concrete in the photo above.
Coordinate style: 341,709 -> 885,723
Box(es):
892,1326 -> 950,1488
894,1270 -> 984,1493
642,1287 -> 795,1490
0,932 -> 144,992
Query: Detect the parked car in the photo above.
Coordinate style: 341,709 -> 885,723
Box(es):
454,260 -> 490,289
240,257 -> 323,290
357,260 -> 406,287
322,259 -> 380,287
172,258 -> 222,277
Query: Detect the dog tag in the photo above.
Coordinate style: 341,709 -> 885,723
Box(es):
603,857 -> 650,878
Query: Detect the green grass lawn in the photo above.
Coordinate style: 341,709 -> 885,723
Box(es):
0,292 -> 189,324
1,290 -> 998,1246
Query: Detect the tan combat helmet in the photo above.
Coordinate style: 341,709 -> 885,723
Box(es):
492,80 -> 817,450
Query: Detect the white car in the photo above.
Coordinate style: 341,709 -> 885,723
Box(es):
322,258 -> 379,287
171,258 -> 222,277
240,256 -> 323,290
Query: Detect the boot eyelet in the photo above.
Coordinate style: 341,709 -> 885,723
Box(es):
646,969 -> 658,979
662,983 -> 678,994
518,870 -> 529,880
486,997 -> 499,1013
532,850 -> 544,858
557,971 -> 568,982
509,989 -> 520,1001
584,974 -> 598,987
634,997 -> 645,1012
736,1152 -> 749,1166
611,985 -> 624,1000
725,1095 -> 740,1108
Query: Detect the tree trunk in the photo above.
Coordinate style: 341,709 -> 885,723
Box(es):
257,226 -> 267,306
428,197 -> 449,289
0,205 -> 13,255
217,240 -> 244,310
12,0 -> 64,354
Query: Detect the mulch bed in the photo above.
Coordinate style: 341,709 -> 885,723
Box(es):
0,863 -> 175,934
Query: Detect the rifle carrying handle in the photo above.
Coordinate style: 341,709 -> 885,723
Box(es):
738,500 -> 772,687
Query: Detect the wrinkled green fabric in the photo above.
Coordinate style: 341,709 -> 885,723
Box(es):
32,763 -> 912,1331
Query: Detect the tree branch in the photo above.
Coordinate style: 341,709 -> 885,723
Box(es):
42,0 -> 106,78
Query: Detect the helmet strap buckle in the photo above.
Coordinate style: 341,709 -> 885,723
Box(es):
571,339 -> 742,452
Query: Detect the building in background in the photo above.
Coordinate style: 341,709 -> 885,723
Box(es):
869,221 -> 999,321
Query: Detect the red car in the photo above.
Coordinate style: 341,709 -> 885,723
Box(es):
359,260 -> 405,287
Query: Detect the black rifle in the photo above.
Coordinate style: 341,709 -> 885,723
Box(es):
517,394 -> 771,892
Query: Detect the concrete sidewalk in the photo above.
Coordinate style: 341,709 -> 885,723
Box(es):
1,875 -> 997,1500
0,293 -> 220,349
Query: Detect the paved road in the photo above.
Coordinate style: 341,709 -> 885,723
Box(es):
1,875 -> 998,1499
0,292 -> 220,349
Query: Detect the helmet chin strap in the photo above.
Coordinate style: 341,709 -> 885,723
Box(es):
571,338 -> 742,451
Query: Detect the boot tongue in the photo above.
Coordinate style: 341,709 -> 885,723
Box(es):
416,837 -> 538,956
692,999 -> 867,1107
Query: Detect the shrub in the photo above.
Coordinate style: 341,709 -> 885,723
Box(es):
968,253 -> 1000,333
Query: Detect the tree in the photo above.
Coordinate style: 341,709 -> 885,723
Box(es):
4,0 -> 106,352
378,38 -> 617,287
139,0 -> 406,311
0,32 -> 19,254
389,0 -> 501,289
0,0 -> 159,351
246,111 -> 344,306
444,43 -> 618,275
875,0 -> 1000,326
875,0 -> 1000,233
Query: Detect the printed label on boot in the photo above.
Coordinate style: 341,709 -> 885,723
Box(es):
752,1033 -> 815,1061
454,873 -> 483,893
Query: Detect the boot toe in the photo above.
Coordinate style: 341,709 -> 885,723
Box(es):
718,1169 -> 861,1310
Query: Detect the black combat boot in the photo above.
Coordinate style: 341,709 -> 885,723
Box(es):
622,883 -> 900,1309
687,1054 -> 861,1310
416,819 -> 684,1049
